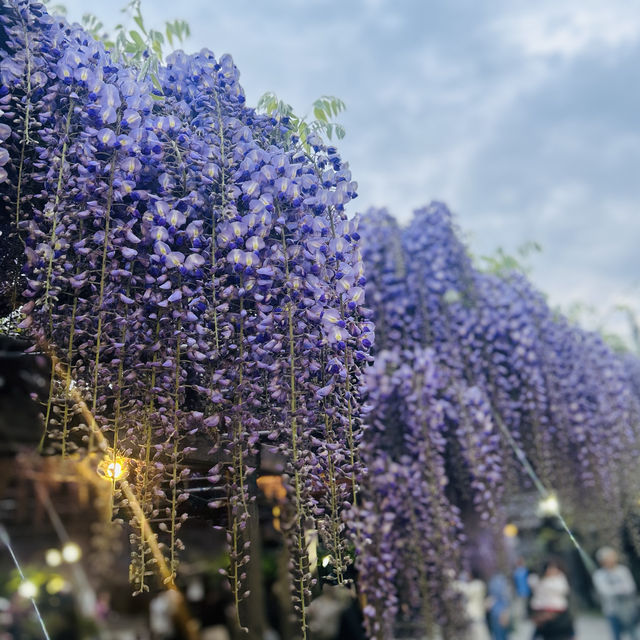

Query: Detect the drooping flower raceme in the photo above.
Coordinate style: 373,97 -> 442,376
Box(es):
357,202 -> 640,638
0,5 -> 371,636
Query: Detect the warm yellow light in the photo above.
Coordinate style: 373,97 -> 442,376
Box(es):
106,461 -> 123,479
257,475 -> 287,502
18,580 -> 38,599
62,541 -> 82,563
46,576 -> 67,594
272,505 -> 281,518
538,493 -> 560,517
98,456 -> 128,481
503,523 -> 519,538
45,548 -> 62,567
321,555 -> 331,568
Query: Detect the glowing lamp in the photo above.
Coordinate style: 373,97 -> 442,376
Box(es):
62,541 -> 82,563
98,456 -> 128,481
503,523 -> 518,538
272,505 -> 282,532
538,493 -> 560,517
18,580 -> 38,599
257,475 -> 287,502
106,461 -> 123,479
45,548 -> 62,567
46,576 -> 67,594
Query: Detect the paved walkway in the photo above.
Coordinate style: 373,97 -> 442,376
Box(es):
512,613 -> 611,640
396,614 -> 613,639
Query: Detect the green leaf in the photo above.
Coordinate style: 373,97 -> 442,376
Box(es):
49,3 -> 67,15
138,57 -> 151,81
313,107 -> 328,122
173,20 -> 191,44
133,15 -> 146,34
151,74 -> 163,92
150,29 -> 164,45
129,30 -> 146,50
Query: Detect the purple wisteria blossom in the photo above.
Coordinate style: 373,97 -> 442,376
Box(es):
357,202 -> 640,637
0,4 -> 370,634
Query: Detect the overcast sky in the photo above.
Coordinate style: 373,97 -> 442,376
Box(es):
60,0 -> 640,343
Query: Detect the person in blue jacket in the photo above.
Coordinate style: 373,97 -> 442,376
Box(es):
513,557 -> 532,620
488,572 -> 512,640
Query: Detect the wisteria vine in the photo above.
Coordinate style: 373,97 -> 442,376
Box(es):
355,202 -> 640,639
0,2 -> 370,636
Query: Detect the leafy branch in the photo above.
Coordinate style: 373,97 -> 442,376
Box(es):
479,240 -> 542,277
257,92 -> 347,150
81,0 -> 190,83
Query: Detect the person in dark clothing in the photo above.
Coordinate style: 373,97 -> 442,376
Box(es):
308,584 -> 366,640
335,592 -> 366,640
530,560 -> 575,640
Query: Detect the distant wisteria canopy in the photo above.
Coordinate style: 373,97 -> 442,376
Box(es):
355,203 -> 640,639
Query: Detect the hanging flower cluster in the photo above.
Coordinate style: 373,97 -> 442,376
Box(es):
354,347 -> 472,639
356,202 -> 640,638
0,2 -> 371,633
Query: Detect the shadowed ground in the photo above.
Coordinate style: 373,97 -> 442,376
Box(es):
512,613 -> 611,640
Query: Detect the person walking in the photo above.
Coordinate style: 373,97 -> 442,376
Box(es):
529,559 -> 574,640
513,557 -> 531,622
488,572 -> 512,640
456,570 -> 491,640
307,584 -> 365,640
593,547 -> 640,640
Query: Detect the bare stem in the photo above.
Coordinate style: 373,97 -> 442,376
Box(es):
89,132 -> 120,451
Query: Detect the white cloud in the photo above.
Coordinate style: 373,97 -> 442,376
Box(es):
491,2 -> 640,59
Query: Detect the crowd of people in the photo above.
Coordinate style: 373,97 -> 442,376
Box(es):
3,547 -> 640,639
457,548 -> 640,640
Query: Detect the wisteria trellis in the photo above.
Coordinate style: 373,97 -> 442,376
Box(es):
355,203 -> 640,638
2,3 -> 640,640
0,0 -> 370,634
